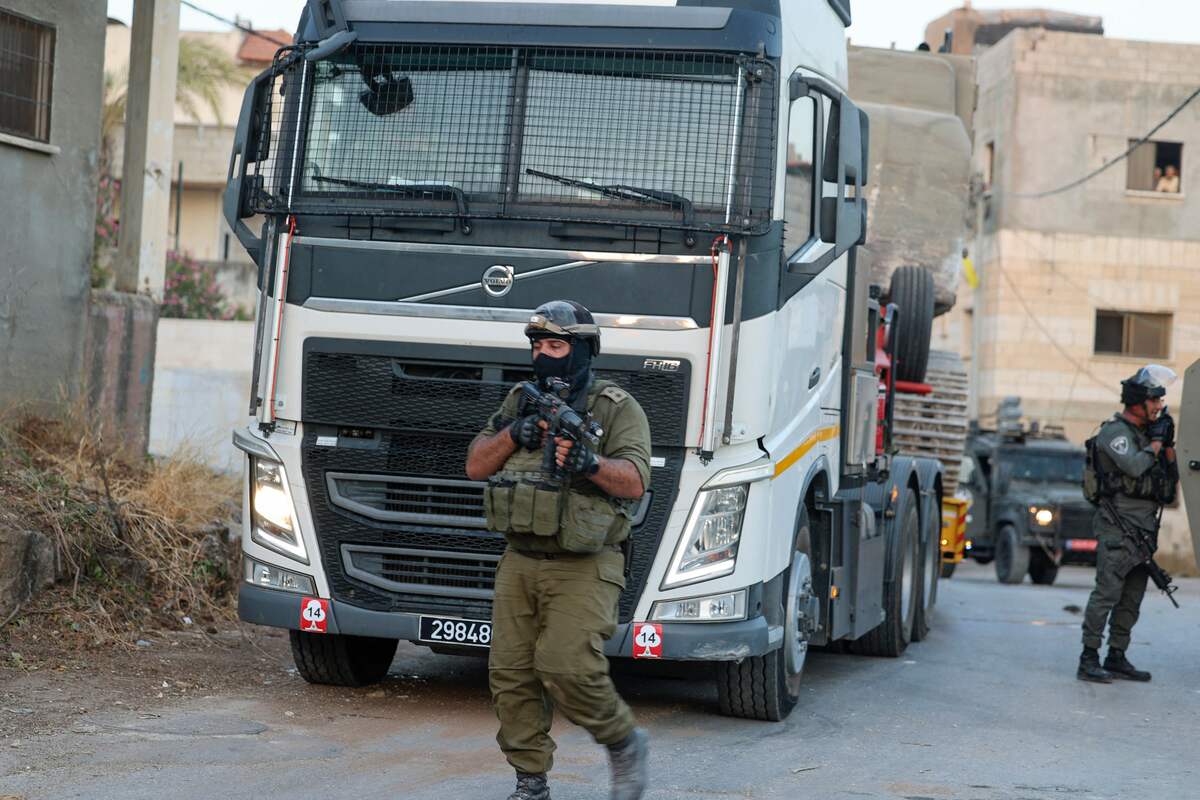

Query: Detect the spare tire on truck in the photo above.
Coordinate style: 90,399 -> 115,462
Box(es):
888,265 -> 935,383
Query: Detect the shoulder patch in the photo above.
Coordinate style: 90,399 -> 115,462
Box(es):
1109,436 -> 1130,456
599,385 -> 630,404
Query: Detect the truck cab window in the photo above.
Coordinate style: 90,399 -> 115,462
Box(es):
784,96 -> 816,256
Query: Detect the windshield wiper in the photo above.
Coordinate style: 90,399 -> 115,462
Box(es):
524,168 -> 694,227
310,169 -> 471,232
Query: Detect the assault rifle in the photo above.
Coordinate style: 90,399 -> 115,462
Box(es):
518,379 -> 604,479
1098,497 -> 1180,608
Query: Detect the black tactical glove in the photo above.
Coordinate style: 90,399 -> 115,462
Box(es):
560,439 -> 601,476
1148,411 -> 1175,447
509,414 -> 544,451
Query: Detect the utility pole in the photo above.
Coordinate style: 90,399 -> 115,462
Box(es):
115,0 -> 181,298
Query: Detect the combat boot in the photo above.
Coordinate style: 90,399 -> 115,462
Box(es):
1104,648 -> 1152,682
1077,647 -> 1113,683
506,772 -> 550,800
606,727 -> 649,800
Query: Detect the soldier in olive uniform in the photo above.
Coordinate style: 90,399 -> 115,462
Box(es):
1078,365 -> 1179,683
465,300 -> 652,800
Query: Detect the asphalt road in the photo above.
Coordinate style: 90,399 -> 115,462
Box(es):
4,560 -> 1199,800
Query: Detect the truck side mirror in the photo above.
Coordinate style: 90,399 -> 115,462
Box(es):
819,98 -> 869,255
787,76 -> 871,259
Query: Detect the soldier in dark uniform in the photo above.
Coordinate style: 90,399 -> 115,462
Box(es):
465,300 -> 652,800
1078,365 -> 1178,683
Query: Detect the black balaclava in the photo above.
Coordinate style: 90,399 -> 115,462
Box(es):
531,336 -> 593,407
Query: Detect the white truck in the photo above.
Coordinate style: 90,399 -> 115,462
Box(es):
226,0 -> 947,721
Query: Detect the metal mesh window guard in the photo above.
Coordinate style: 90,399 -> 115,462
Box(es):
247,44 -> 776,234
0,10 -> 55,143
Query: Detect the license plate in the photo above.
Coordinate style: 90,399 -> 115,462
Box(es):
1066,539 -> 1098,552
419,615 -> 492,648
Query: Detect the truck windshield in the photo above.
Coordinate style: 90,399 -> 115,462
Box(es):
284,45 -> 774,231
1005,451 -> 1086,484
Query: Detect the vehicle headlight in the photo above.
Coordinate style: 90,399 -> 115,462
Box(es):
662,484 -> 748,589
1030,506 -> 1056,527
251,458 -> 308,563
650,589 -> 747,622
243,556 -> 314,594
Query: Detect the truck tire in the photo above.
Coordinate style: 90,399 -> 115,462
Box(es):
994,525 -> 1030,584
290,630 -> 398,687
888,266 -> 934,383
1029,550 -> 1059,586
851,490 -> 919,657
940,561 -> 957,578
913,496 -> 941,642
717,506 -> 816,721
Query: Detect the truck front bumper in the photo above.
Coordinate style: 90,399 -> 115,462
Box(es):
240,583 -> 778,661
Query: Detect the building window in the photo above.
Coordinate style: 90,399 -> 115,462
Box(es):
1126,139 -> 1182,193
0,10 -> 55,143
982,141 -> 994,190
1094,310 -> 1172,359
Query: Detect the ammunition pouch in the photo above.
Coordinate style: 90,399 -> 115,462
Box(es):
559,489 -> 625,554
485,475 -> 627,553
484,476 -> 562,537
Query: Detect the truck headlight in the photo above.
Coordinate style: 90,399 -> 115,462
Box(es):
244,556 -> 314,594
662,484 -> 748,589
650,589 -> 747,622
251,458 -> 308,563
1030,506 -> 1056,528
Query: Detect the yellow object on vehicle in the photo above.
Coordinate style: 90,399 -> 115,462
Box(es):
940,497 -> 970,578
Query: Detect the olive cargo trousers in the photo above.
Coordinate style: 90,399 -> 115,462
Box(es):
489,547 -> 636,775
1081,537 -> 1149,652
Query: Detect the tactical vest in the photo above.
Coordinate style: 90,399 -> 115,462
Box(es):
483,379 -> 637,554
1083,417 -> 1177,506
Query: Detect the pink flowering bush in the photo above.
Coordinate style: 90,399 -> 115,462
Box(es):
92,174 -> 121,288
162,251 -> 249,320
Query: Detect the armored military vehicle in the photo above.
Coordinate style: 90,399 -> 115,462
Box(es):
959,401 -> 1093,585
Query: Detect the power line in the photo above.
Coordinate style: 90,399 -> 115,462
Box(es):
1008,85 -> 1200,199
178,0 -> 293,48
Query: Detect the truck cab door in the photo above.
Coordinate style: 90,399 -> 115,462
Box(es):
1178,359 -> 1200,565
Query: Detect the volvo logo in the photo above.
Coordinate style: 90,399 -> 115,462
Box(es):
481,265 -> 515,297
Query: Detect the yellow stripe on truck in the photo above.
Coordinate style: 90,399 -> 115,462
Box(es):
773,424 -> 840,478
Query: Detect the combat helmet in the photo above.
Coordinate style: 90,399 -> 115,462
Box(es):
1120,364 -> 1177,407
524,300 -> 601,356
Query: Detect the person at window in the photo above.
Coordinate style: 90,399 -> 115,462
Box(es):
1155,165 -> 1180,193
1151,166 -> 1163,189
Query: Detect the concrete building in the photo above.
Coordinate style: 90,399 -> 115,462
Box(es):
954,28 -> 1200,570
924,4 -> 1102,55
102,21 -> 289,307
0,2 -> 107,412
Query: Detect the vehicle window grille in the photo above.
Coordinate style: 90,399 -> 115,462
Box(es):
245,43 -> 776,234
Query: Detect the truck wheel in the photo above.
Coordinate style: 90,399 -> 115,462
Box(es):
888,266 -> 934,383
913,498 -> 940,642
717,507 -> 816,721
940,561 -> 957,579
994,525 -> 1030,584
851,490 -> 919,657
1029,550 -> 1059,586
290,630 -> 398,687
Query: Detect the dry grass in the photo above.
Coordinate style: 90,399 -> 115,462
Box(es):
0,407 -> 241,648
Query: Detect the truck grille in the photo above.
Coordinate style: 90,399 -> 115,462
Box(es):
300,342 -> 688,622
342,545 -> 499,600
327,473 -> 487,529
